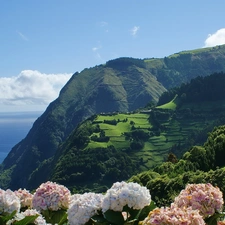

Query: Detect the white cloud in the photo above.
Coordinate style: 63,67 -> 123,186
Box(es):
17,31 -> 29,41
92,46 -> 101,52
204,28 -> 225,47
130,26 -> 140,36
0,70 -> 72,109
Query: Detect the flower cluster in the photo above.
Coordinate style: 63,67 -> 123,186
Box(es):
32,181 -> 71,211
14,188 -> 33,209
0,181 -> 224,225
68,192 -> 104,225
102,181 -> 151,213
22,209 -> 47,225
0,189 -> 21,214
142,204 -> 206,225
174,183 -> 224,218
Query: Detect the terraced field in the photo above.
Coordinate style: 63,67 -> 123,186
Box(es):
84,99 -> 225,171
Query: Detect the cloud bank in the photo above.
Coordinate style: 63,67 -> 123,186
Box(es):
204,28 -> 225,47
0,70 -> 72,109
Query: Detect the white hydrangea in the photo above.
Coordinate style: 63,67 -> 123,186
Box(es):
7,209 -> 47,225
70,193 -> 82,204
102,181 -> 151,213
67,192 -> 104,225
22,209 -> 47,225
0,189 -> 21,214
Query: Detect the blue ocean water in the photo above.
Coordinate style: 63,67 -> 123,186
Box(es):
0,111 -> 42,163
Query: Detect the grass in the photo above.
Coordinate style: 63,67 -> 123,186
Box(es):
85,98 -> 225,171
156,94 -> 178,110
168,44 -> 225,58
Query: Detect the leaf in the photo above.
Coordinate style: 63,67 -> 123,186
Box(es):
138,201 -> 157,221
124,219 -> 138,225
205,213 -> 224,225
14,215 -> 38,225
42,209 -> 67,224
0,217 -> 5,225
91,215 -> 108,225
104,210 -> 124,225
0,210 -> 17,223
122,205 -> 140,220
58,211 -> 68,225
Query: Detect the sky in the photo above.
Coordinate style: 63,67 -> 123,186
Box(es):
1,0 -> 225,112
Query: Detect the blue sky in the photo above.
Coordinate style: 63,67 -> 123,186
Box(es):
1,0 -> 225,112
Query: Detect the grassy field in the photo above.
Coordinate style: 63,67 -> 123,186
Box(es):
156,94 -> 178,110
85,99 -> 225,171
168,45 -> 225,58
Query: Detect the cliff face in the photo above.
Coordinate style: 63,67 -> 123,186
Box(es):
1,45 -> 225,190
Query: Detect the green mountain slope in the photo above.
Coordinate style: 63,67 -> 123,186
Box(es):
0,63 -> 166,190
39,72 -> 225,193
1,45 -> 225,190
145,44 -> 225,88
129,124 -> 225,207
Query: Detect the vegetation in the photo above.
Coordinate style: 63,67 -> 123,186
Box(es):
129,125 -> 225,207
1,45 -> 225,191
25,72 -> 225,193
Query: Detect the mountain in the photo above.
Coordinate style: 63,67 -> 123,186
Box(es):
43,72 -> 225,193
1,45 -> 225,190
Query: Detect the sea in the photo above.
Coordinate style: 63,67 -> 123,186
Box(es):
0,111 -> 43,163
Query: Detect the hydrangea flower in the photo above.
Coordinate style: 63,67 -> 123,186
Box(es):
70,193 -> 83,204
218,221 -> 225,225
14,188 -> 33,208
0,189 -> 21,214
32,181 -> 71,211
142,204 -> 206,225
22,209 -> 47,225
173,183 -> 224,218
101,181 -> 151,213
67,192 -> 104,225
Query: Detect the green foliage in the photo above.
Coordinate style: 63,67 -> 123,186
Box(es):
103,210 -> 125,225
13,215 -> 39,225
204,125 -> 225,168
51,145 -> 138,192
41,209 -> 68,225
158,72 -> 225,106
49,95 -> 225,192
2,44 -> 225,191
106,57 -> 146,70
129,125 -> 225,207
156,94 -> 178,110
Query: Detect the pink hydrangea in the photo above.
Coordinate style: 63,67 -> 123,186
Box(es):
32,181 -> 71,211
174,183 -> 224,218
0,189 -> 21,214
218,221 -> 225,225
142,204 -> 205,225
14,188 -> 33,208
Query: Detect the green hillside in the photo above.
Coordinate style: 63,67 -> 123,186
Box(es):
2,45 -> 225,191
39,72 -> 225,193
129,124 -> 225,207
156,94 -> 178,110
145,44 -> 225,88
